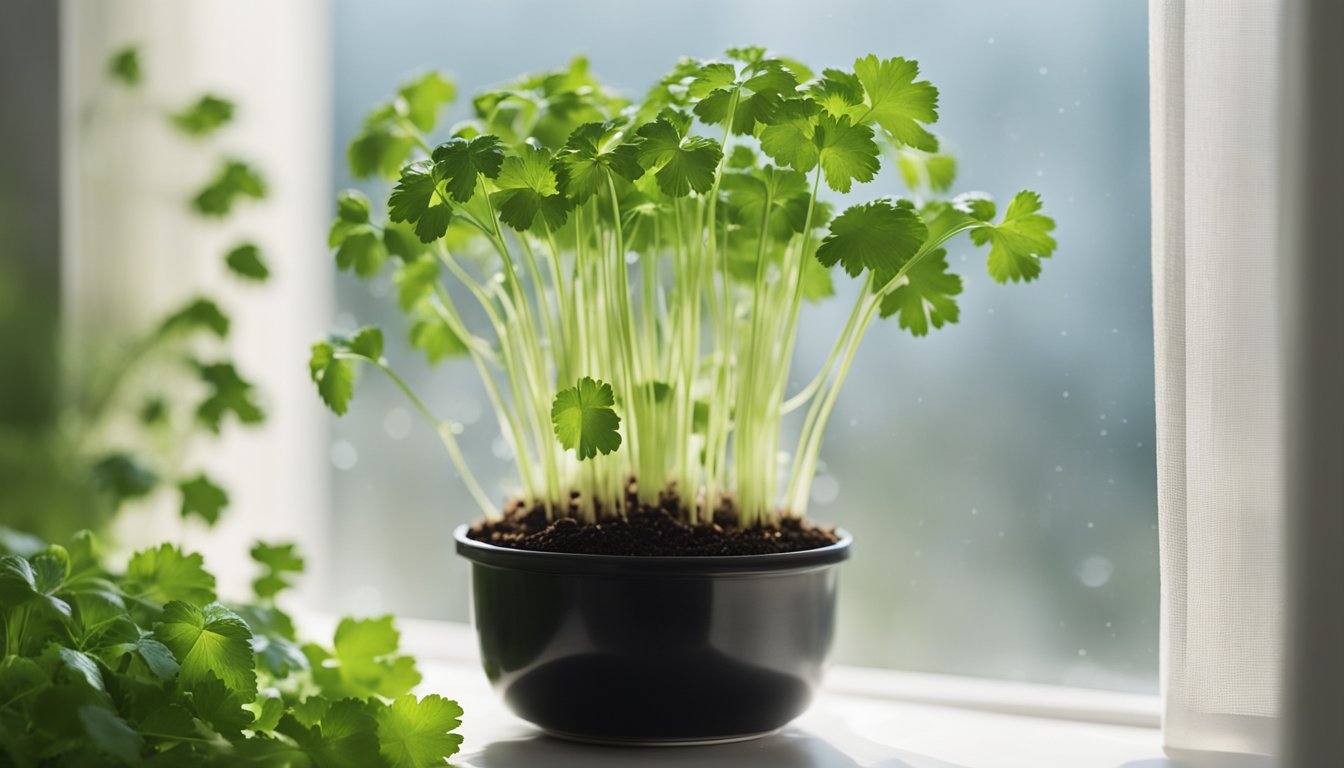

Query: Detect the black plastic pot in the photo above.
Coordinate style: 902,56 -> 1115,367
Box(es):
454,525 -> 852,745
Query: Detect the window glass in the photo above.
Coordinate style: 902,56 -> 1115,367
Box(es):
328,0 -> 1154,691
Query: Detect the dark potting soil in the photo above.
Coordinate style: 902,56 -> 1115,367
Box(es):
467,495 -> 839,556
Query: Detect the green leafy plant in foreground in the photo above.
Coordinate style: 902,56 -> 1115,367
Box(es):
0,531 -> 462,766
312,48 -> 1057,527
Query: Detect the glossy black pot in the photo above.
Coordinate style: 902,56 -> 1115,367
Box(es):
454,524 -> 852,745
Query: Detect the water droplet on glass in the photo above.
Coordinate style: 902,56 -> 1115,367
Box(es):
971,507 -> 979,516
454,398 -> 483,425
1100,429 -> 1108,437
1039,66 -> 1049,75
383,408 -> 412,439
330,440 -> 358,470
988,37 -> 996,44
491,436 -> 513,460
1077,648 -> 1088,657
1062,390 -> 1070,398
1055,465 -> 1064,473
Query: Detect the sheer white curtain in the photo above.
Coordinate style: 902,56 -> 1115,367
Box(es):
1153,0 -> 1344,763
60,0 -> 333,600
1150,0 -> 1284,759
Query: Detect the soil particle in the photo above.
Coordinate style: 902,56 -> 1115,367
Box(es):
467,494 -> 839,556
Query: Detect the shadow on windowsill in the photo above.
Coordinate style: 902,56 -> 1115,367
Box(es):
458,727 -> 967,768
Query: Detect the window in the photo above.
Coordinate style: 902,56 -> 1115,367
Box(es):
326,0 -> 1155,692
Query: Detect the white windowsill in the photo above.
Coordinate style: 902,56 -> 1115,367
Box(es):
305,616 -> 1168,768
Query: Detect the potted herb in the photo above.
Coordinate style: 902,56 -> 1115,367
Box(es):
313,47 -> 1056,744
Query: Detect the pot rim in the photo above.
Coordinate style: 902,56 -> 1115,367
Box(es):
454,523 -> 852,575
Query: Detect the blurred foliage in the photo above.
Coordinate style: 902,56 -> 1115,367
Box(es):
0,44 -> 270,543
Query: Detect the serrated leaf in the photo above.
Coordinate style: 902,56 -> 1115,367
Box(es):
376,694 -> 464,767
432,135 -> 505,203
310,342 -> 353,416
123,544 -> 216,606
551,377 -> 622,460
306,616 -> 420,700
852,55 -> 940,151
154,602 -> 256,697
879,248 -> 962,336
490,143 -> 570,231
816,200 -> 928,277
554,122 -> 644,203
971,190 -> 1057,283
393,257 -> 440,311
635,116 -> 723,197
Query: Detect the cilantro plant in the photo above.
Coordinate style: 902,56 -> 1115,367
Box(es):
314,48 -> 1057,528
0,44 -> 275,540
0,530 -> 462,765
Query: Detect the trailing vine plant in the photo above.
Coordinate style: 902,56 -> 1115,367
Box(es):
313,48 -> 1057,528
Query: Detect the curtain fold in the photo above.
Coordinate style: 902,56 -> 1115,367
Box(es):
1149,0 -> 1284,759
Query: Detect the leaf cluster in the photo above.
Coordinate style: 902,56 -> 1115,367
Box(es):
0,530 -> 463,767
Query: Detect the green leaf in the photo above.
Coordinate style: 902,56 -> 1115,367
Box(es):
879,248 -> 962,335
191,159 -> 266,217
808,68 -> 865,119
277,699 -> 384,768
387,160 -> 453,243
196,362 -> 265,432
89,454 -> 158,508
0,554 -> 71,617
333,223 -> 390,277
852,55 -> 940,151
692,58 -> 798,135
348,327 -> 384,359
816,200 -> 928,277
726,144 -> 757,169
409,314 -> 468,365
309,342 -> 353,416
158,297 -> 230,338
348,105 -> 418,180
635,115 -> 723,197
250,541 -> 304,600
153,601 -> 256,697
971,190 -> 1058,283
376,694 -> 464,767
124,544 -> 216,606
53,647 -> 106,694
178,475 -> 228,526
554,122 -> 644,203
306,616 -> 421,699
337,189 -> 372,223
490,143 -> 570,231
187,672 -> 254,735
171,94 -> 235,136
224,242 -> 270,281
393,257 -> 440,310
551,377 -> 622,460
107,46 -> 141,86
814,114 -> 880,193
76,701 -> 144,763
801,251 -> 835,302
0,656 -> 48,712
101,632 -> 179,681
432,135 -> 505,203
760,103 -> 879,193
397,71 -> 456,133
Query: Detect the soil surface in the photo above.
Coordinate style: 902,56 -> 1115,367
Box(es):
467,494 -> 839,556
